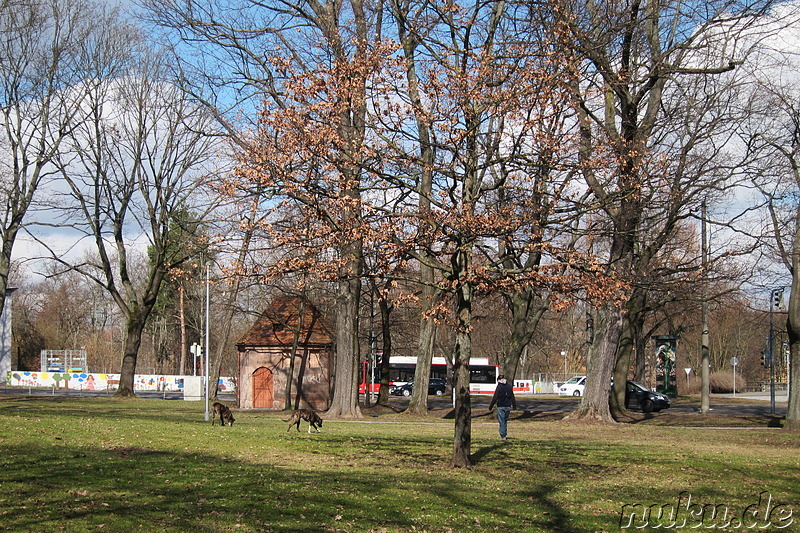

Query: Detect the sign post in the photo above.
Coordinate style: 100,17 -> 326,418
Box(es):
190,343 -> 201,376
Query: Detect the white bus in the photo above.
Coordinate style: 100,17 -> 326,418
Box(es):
360,355 -> 499,395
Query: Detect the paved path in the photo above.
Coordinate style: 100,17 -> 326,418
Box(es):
717,391 -> 788,402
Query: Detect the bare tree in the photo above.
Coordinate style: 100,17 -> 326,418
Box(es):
737,8 -> 800,429
0,0 -> 105,329
45,42 -> 221,396
206,190 -> 266,401
387,0 -> 441,416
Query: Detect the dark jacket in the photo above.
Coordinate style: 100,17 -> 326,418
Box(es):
489,381 -> 517,410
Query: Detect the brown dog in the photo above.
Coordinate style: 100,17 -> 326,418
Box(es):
211,402 -> 235,427
284,409 -> 323,433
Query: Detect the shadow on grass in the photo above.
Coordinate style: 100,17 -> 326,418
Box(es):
767,416 -> 784,427
0,438 -> 574,532
616,407 -> 787,428
520,484 -> 573,533
470,442 -> 505,463
439,407 -> 568,423
360,403 -> 405,416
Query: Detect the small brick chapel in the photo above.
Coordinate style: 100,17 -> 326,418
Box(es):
236,295 -> 333,410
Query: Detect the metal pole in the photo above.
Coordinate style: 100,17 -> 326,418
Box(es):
204,264 -> 210,422
770,290 -> 776,415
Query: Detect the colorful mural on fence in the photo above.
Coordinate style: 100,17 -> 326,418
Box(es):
6,371 -> 236,393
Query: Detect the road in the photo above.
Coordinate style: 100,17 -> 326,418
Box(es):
0,387 -> 786,417
371,393 -> 788,417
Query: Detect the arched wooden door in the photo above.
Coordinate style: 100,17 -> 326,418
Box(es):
253,367 -> 274,408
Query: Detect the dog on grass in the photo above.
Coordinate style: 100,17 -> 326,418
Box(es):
284,409 -> 323,433
211,402 -> 235,427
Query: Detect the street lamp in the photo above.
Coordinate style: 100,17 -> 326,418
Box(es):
562,351 -> 567,376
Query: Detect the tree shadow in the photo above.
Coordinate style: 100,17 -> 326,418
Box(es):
518,483 -> 574,532
470,442 -> 505,464
361,403 -> 405,416
0,435 -> 552,532
767,416 -> 784,428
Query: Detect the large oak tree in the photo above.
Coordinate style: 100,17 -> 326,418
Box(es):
549,0 -> 781,422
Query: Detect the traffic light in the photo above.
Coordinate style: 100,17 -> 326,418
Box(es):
761,352 -> 772,368
772,289 -> 784,310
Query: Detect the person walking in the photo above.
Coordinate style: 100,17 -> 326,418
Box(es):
488,375 -> 517,441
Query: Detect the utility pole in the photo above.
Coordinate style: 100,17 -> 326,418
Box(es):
701,201 -> 710,414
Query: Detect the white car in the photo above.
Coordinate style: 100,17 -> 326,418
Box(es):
559,376 -> 586,396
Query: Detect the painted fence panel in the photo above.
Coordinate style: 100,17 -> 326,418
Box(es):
6,371 -> 236,393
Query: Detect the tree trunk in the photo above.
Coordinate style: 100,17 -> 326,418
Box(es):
395,3 -> 439,416
284,299 -> 305,409
0,235 -> 13,331
611,290 -> 645,416
326,266 -> 363,419
451,246 -> 474,468
633,325 -> 647,384
503,289 -> 547,383
785,242 -> 800,430
700,293 -> 711,414
179,286 -> 186,376
564,306 -> 620,423
408,281 -> 438,415
321,0 -> 368,419
376,286 -> 393,406
115,316 -> 148,397
700,201 -> 711,414
787,335 -> 800,431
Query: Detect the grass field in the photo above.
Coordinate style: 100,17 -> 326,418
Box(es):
0,396 -> 797,532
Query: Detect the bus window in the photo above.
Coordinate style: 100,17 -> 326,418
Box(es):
389,365 -> 415,383
430,365 -> 449,381
470,366 -> 496,383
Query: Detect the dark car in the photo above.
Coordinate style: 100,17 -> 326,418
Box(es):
390,378 -> 447,396
624,380 -> 670,413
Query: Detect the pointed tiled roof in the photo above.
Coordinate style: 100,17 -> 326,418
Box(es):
236,296 -> 333,347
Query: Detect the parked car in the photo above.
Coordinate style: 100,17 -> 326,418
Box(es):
390,378 -> 447,396
624,380 -> 670,413
558,376 -> 586,396
558,377 -> 669,413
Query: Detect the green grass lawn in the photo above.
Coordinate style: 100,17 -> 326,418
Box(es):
0,396 -> 797,532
